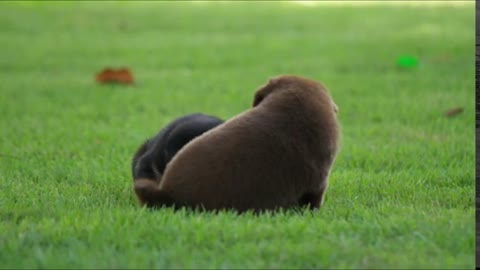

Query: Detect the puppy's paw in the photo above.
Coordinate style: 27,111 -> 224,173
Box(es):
134,178 -> 158,205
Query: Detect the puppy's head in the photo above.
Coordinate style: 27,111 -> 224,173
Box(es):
253,75 -> 338,115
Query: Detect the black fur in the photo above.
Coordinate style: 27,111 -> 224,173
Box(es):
132,113 -> 224,181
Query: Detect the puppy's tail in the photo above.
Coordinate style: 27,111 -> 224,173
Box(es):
134,179 -> 177,209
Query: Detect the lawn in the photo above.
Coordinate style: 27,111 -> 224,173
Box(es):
0,1 -> 475,269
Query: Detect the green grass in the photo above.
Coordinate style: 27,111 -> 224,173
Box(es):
0,1 -> 475,269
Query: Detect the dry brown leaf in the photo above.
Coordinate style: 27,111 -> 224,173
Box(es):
96,67 -> 134,85
444,107 -> 464,117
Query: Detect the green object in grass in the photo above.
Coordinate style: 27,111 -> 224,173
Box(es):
397,55 -> 419,68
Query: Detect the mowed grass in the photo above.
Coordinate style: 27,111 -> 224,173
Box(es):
0,1 -> 474,269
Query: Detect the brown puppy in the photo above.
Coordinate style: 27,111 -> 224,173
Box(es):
134,75 -> 340,213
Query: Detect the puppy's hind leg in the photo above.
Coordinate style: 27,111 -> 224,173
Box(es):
299,184 -> 328,210
134,179 -> 177,209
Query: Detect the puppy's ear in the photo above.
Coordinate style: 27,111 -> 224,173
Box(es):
253,78 -> 278,107
253,92 -> 264,107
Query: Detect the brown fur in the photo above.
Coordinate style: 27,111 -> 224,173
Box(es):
134,75 -> 340,213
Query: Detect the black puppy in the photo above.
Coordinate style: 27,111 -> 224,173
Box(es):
132,113 -> 224,182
